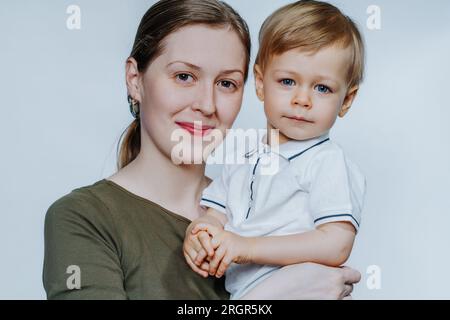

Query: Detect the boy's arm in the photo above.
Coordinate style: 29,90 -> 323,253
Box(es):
247,222 -> 356,267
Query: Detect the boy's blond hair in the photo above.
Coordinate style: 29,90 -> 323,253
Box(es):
255,0 -> 365,88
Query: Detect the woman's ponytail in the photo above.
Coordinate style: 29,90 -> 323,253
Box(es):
117,119 -> 141,170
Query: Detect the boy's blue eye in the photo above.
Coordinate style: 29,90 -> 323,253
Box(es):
281,79 -> 295,86
315,84 -> 332,93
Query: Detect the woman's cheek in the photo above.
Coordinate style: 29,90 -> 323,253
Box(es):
217,95 -> 242,128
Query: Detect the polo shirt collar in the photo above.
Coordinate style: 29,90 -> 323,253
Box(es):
244,131 -> 330,162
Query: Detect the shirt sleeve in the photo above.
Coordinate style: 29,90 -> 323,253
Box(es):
43,191 -> 127,299
200,165 -> 230,214
306,148 -> 366,232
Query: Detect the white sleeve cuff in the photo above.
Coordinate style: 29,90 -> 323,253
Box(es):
200,197 -> 227,214
313,213 -> 360,233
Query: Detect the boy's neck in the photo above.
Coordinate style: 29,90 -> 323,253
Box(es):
266,122 -> 328,147
266,122 -> 292,147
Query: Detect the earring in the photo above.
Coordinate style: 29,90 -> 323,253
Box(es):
127,95 -> 140,119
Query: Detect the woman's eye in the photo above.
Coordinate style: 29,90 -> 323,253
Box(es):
176,73 -> 194,83
315,84 -> 332,93
218,80 -> 237,90
280,79 -> 295,86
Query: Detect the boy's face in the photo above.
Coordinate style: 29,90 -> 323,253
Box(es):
255,45 -> 358,144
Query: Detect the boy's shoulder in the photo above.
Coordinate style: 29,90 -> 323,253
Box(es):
291,139 -> 365,179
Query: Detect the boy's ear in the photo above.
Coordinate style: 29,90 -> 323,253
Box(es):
339,85 -> 359,118
253,64 -> 265,101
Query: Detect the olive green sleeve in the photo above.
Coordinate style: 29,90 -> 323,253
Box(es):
43,190 -> 127,299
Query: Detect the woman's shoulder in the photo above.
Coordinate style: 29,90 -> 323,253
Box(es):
45,180 -> 116,228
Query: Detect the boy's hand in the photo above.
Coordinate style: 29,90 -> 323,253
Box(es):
192,224 -> 253,278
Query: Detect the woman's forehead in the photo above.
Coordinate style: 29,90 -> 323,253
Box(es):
158,24 -> 246,71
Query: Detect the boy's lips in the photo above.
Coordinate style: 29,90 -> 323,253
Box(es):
285,116 -> 314,123
175,121 -> 215,136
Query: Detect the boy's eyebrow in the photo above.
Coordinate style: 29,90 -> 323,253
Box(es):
272,69 -> 339,85
314,74 -> 339,85
167,61 -> 244,78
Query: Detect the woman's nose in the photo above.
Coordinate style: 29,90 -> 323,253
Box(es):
291,88 -> 312,109
192,82 -> 216,116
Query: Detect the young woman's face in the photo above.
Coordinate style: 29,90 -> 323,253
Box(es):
135,25 -> 246,164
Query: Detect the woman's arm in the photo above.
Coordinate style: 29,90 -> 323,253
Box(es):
43,193 -> 127,299
241,263 -> 360,300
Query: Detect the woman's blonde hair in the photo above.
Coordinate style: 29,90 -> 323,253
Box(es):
255,0 -> 365,88
117,0 -> 251,169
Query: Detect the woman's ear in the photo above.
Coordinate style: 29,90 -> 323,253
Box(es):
253,64 -> 265,102
339,85 -> 359,118
126,57 -> 143,102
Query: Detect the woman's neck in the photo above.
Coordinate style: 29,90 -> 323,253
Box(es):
108,139 -> 209,221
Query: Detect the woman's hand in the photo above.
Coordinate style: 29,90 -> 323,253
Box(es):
183,221 -> 216,278
240,262 -> 361,300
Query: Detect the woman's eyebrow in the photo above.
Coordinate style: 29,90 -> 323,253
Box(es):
167,61 -> 243,77
166,61 -> 201,71
219,69 -> 244,78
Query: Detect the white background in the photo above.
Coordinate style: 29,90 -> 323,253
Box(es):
0,0 -> 449,299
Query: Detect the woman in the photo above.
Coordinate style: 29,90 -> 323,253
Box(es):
43,0 -> 360,299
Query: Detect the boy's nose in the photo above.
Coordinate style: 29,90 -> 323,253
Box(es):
292,88 -> 312,109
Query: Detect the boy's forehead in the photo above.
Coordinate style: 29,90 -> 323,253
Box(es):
268,46 -> 352,80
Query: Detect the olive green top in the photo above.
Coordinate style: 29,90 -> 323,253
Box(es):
43,179 -> 229,300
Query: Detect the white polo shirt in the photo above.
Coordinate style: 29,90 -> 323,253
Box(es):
200,132 -> 366,299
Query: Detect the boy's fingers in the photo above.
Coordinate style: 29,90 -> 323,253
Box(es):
209,246 -> 226,276
215,253 -> 232,278
198,231 -> 214,257
211,236 -> 221,249
195,249 -> 208,266
192,224 -> 221,237
184,252 -> 208,278
191,224 -> 208,234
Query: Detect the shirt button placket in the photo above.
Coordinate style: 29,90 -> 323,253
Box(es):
247,156 -> 260,219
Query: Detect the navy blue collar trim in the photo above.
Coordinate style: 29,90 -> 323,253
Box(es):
288,138 -> 330,161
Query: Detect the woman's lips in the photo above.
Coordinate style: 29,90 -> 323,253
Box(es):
175,122 -> 215,136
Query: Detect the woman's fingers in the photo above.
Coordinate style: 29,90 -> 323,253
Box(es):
194,248 -> 208,266
208,245 -> 226,276
198,231 -> 214,257
185,247 -> 201,266
341,266 -> 361,284
185,233 -> 203,253
184,252 -> 208,278
341,284 -> 354,299
200,261 -> 210,272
